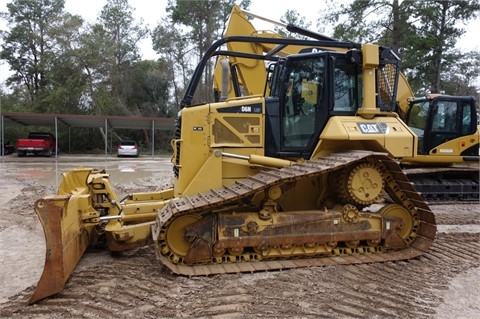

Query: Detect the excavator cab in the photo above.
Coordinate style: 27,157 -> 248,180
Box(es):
405,95 -> 479,158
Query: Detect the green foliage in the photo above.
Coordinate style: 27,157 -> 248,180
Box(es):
99,0 -> 147,65
318,0 -> 480,95
127,60 -> 170,117
400,0 -> 479,93
440,50 -> 480,96
153,0 -> 250,107
96,0 -> 150,116
0,0 -> 79,111
0,0 -> 178,153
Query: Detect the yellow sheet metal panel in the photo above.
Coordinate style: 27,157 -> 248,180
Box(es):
402,154 -> 466,164
429,130 -> 479,156
319,116 -> 414,157
210,97 -> 264,148
174,105 -> 211,196
362,44 -> 380,68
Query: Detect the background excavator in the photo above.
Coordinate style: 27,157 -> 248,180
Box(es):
30,4 -> 478,304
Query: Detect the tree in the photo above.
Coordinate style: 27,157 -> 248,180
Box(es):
0,0 -> 172,153
128,60 -> 170,117
97,0 -> 148,115
152,20 -> 191,112
76,23 -> 117,114
440,50 -> 480,96
42,13 -> 87,114
318,0 -> 480,94
401,0 -> 480,93
319,0 -> 409,50
275,10 -> 312,39
0,0 -> 84,111
152,0 -> 251,109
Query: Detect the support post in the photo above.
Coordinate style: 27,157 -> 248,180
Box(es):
105,118 -> 108,161
151,120 -> 155,159
55,117 -> 58,158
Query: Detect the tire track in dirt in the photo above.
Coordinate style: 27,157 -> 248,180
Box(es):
1,194 -> 479,319
2,159 -> 477,318
429,203 -> 479,225
338,264 -> 421,317
1,232 -> 479,319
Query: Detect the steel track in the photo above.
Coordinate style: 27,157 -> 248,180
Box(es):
152,151 -> 437,275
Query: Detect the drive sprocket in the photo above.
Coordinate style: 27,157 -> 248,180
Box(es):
337,162 -> 385,206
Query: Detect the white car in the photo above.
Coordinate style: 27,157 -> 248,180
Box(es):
117,140 -> 139,157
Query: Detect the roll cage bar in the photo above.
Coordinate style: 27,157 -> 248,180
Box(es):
181,36 -> 362,108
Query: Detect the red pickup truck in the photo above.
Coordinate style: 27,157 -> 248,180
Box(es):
16,132 -> 57,157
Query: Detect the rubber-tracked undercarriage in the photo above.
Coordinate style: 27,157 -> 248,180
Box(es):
152,151 -> 436,275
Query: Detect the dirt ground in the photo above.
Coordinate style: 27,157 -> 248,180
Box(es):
0,155 -> 478,319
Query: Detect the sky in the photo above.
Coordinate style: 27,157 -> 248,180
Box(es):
59,0 -> 332,60
62,0 -> 480,58
0,0 -> 479,86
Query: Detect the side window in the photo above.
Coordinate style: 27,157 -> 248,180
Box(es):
461,103 -> 472,135
407,101 -> 430,152
427,100 -> 462,151
333,62 -> 362,113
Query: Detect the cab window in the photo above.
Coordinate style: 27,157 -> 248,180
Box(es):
282,57 -> 324,148
461,103 -> 473,135
432,101 -> 458,132
333,60 -> 362,113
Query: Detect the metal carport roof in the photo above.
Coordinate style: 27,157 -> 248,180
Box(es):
1,112 -> 176,157
1,111 -> 175,130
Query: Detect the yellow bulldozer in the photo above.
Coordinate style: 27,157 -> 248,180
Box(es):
30,5 -> 479,303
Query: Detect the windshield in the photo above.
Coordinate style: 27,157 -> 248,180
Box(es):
407,100 -> 429,131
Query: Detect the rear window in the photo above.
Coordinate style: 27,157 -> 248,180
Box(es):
120,141 -> 136,146
28,133 -> 52,140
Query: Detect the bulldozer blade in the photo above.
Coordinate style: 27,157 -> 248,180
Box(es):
30,193 -> 94,303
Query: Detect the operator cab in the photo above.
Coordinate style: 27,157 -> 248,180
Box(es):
265,51 -> 362,159
405,95 -> 478,156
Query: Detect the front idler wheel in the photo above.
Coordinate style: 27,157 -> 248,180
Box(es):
378,204 -> 414,240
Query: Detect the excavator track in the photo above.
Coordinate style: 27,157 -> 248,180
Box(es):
152,151 -> 436,275
404,166 -> 479,202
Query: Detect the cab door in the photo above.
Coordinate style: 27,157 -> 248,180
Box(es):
277,53 -> 329,159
